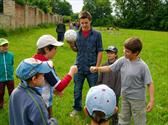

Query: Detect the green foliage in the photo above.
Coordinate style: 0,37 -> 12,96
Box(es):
63,16 -> 72,23
82,0 -> 113,26
15,0 -> 73,14
0,24 -> 54,37
71,13 -> 79,21
0,27 -> 167,125
83,0 -> 96,16
93,17 -> 115,27
37,23 -> 54,28
160,19 -> 168,30
0,27 -> 33,37
114,0 -> 168,30
0,29 -> 8,37
15,0 -> 25,5
15,0 -> 52,13
51,0 -> 73,16
30,0 -> 52,13
14,0 -> 168,30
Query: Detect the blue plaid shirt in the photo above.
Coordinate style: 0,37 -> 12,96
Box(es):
75,28 -> 103,72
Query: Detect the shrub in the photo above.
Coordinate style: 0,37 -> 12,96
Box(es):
0,29 -> 8,37
63,16 -> 71,23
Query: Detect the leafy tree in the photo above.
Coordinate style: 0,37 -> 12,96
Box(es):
31,0 -> 52,13
82,0 -> 96,17
51,0 -> 73,16
15,0 -> 52,13
15,0 -> 26,5
82,0 -> 113,26
114,0 -> 168,30
155,0 -> 168,30
15,0 -> 73,15
71,13 -> 79,21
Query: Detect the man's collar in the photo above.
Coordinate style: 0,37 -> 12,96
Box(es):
79,27 -> 93,34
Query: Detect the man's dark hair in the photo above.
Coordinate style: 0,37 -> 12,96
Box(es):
124,37 -> 142,54
37,45 -> 55,55
79,11 -> 92,21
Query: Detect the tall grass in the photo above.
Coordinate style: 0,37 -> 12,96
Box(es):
0,27 -> 167,125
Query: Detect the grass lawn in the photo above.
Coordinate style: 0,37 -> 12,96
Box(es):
0,26 -> 167,125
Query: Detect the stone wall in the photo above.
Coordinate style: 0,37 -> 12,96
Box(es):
0,0 -> 63,29
0,0 -> 15,28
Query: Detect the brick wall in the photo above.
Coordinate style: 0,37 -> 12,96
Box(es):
37,9 -> 43,25
0,0 -> 63,29
15,4 -> 25,28
28,6 -> 36,26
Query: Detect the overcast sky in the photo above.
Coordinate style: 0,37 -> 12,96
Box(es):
66,0 -> 84,13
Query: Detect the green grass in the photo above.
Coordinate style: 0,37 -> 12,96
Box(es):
0,27 -> 168,125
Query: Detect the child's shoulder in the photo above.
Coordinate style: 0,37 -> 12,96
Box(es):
0,51 -> 14,56
7,51 -> 13,54
139,58 -> 147,65
7,51 -> 14,57
138,58 -> 150,70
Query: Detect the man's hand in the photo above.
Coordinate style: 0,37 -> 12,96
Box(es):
67,40 -> 75,45
67,41 -> 78,52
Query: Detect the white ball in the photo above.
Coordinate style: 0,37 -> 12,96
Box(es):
64,29 -> 77,42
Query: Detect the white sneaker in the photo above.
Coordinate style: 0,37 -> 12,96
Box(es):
69,110 -> 79,117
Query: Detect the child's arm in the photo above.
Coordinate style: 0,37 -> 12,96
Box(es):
90,66 -> 111,73
96,51 -> 103,67
146,83 -> 154,112
54,65 -> 78,92
97,72 -> 103,85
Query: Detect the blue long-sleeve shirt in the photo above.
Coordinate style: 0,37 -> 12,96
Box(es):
9,81 -> 57,125
75,28 -> 103,72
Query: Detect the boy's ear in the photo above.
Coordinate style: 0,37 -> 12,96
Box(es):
133,51 -> 139,56
32,76 -> 36,82
84,106 -> 89,116
114,106 -> 119,113
44,47 -> 49,53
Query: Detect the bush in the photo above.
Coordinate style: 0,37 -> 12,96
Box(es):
93,17 -> 115,27
71,13 -> 79,22
63,16 -> 71,23
15,0 -> 25,5
37,23 -> 54,28
0,29 -> 8,37
159,19 -> 168,31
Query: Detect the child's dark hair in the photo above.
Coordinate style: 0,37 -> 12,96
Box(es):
26,73 -> 42,82
91,111 -> 108,124
124,37 -> 142,54
106,50 -> 118,59
37,45 -> 55,55
16,73 -> 42,83
79,11 -> 92,21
